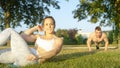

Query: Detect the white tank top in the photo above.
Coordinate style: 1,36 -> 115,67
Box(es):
35,37 -> 55,51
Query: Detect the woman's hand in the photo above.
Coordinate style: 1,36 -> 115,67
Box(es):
27,54 -> 37,61
37,25 -> 43,32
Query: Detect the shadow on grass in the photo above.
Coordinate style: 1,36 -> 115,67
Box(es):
48,46 -> 119,63
49,51 -> 96,62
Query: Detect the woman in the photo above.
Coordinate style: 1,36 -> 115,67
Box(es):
0,16 -> 63,66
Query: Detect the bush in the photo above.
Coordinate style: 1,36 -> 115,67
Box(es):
76,35 -> 84,45
63,37 -> 77,45
108,31 -> 113,44
83,38 -> 87,44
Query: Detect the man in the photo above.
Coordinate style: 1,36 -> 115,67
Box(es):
87,26 -> 109,51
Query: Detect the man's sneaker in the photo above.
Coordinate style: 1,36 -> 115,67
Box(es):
96,46 -> 99,49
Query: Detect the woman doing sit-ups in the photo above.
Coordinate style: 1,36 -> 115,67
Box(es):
0,16 -> 63,66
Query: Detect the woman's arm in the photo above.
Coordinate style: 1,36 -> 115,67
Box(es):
39,37 -> 63,59
20,25 -> 43,42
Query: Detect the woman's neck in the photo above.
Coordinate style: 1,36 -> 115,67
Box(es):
45,34 -> 53,37
44,33 -> 55,40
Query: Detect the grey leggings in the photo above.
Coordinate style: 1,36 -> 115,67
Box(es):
0,28 -> 37,66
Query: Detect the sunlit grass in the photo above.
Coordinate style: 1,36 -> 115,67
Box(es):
0,46 -> 120,68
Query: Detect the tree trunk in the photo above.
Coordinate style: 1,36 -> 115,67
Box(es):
4,11 -> 10,47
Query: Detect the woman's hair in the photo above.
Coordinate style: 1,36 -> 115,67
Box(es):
42,16 -> 56,28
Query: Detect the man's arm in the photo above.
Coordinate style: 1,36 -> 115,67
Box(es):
87,36 -> 92,51
103,34 -> 109,51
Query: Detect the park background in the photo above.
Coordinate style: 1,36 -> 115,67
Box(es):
0,0 -> 120,68
14,0 -> 117,45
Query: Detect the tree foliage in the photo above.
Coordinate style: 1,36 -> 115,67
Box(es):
73,0 -> 120,43
56,29 -> 68,37
76,34 -> 84,44
108,31 -> 113,44
67,29 -> 77,40
73,0 -> 120,27
56,29 -> 78,45
0,0 -> 60,30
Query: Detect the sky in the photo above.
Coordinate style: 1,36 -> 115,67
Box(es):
16,0 -> 112,33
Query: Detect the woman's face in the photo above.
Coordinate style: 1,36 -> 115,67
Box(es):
43,18 -> 55,34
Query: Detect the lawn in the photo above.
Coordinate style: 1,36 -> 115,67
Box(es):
0,45 -> 120,68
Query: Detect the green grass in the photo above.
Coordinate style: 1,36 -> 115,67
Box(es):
1,47 -> 120,68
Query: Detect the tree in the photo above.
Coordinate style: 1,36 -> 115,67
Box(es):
76,34 -> 84,44
0,0 -> 60,46
56,29 -> 78,45
56,29 -> 68,37
56,29 -> 69,45
107,31 -> 113,44
0,0 -> 60,30
73,0 -> 120,44
67,29 -> 77,40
